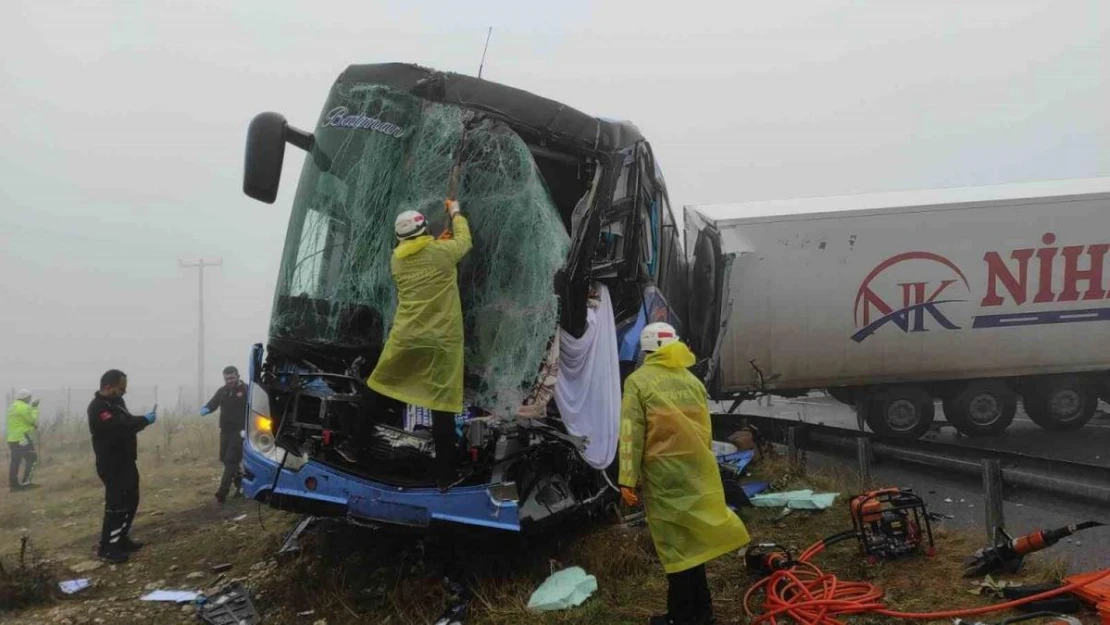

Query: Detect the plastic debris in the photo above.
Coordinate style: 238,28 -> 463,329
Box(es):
59,579 -> 91,594
140,590 -> 200,602
742,481 -> 771,498
718,449 -> 756,475
231,514 -> 248,522
944,498 -> 954,503
749,489 -> 839,510
527,566 -> 598,612
711,440 -> 739,457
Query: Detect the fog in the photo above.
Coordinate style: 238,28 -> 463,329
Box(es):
1,0 -> 1107,398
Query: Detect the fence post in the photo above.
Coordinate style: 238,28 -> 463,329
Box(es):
857,437 -> 873,489
982,459 -> 1005,544
786,426 -> 799,467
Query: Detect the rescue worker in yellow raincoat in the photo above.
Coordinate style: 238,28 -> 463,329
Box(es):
368,199 -> 472,489
619,322 -> 751,625
6,389 -> 40,491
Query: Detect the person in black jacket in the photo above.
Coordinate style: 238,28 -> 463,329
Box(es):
87,369 -> 156,564
200,365 -> 247,503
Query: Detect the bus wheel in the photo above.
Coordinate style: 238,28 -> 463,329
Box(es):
1023,375 -> 1098,431
943,381 -> 1016,437
865,386 -> 935,439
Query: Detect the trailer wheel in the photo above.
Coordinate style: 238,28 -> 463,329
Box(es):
943,381 -> 1017,437
865,386 -> 935,439
1023,375 -> 1098,431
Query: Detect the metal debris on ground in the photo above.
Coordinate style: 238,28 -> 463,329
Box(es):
277,516 -> 319,556
210,563 -> 233,574
198,582 -> 261,625
619,510 -> 646,528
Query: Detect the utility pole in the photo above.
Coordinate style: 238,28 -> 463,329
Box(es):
180,258 -> 222,408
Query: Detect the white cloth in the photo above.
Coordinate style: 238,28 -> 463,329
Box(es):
554,284 -> 621,469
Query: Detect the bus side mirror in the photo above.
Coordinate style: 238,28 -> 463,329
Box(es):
244,112 -> 289,204
244,113 -> 315,204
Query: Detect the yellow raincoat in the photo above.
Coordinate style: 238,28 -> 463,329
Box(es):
619,342 -> 751,573
6,400 -> 39,444
368,214 -> 472,413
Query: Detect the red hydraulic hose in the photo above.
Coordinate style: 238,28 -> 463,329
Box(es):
743,537 -> 1110,625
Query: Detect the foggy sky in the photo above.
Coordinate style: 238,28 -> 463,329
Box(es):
1,0 -> 1107,394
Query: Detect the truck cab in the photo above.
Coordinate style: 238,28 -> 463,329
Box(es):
238,63 -> 730,532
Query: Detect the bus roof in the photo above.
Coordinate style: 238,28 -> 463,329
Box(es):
340,63 -> 644,153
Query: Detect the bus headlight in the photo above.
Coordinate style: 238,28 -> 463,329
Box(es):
248,383 -> 306,471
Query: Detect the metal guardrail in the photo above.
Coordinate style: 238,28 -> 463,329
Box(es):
712,413 -> 1110,505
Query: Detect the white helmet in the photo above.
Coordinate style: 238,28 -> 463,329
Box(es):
394,210 -> 428,240
15,389 -> 32,402
641,322 -> 679,352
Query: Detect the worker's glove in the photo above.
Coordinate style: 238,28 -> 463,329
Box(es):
31,399 -> 40,408
144,410 -> 157,425
620,486 -> 640,507
18,438 -> 30,447
199,406 -> 212,416
445,199 -> 461,218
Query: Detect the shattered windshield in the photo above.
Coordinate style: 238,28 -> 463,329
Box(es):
273,83 -> 571,413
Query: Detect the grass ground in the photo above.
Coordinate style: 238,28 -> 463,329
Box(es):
0,418 -> 1081,625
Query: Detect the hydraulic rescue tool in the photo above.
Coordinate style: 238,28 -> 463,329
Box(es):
963,522 -> 1106,578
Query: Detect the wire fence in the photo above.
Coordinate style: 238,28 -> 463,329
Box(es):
2,386 -> 216,439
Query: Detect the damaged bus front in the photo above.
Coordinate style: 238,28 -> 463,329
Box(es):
239,63 -> 728,533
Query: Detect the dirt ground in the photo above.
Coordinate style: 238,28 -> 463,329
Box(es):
0,415 -> 1090,625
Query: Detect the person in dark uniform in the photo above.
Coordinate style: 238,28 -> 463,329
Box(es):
199,365 -> 248,503
87,369 -> 156,564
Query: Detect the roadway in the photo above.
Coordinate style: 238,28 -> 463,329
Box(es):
716,394 -> 1110,467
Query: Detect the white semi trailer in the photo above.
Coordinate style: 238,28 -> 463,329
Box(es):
687,177 -> 1110,439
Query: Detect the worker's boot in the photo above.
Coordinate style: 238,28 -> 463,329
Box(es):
118,536 -> 145,553
97,543 -> 129,564
118,512 -> 144,553
97,509 -> 131,564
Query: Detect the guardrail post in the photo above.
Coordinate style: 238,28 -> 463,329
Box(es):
982,459 -> 1005,543
857,437 -> 873,489
786,426 -> 799,467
